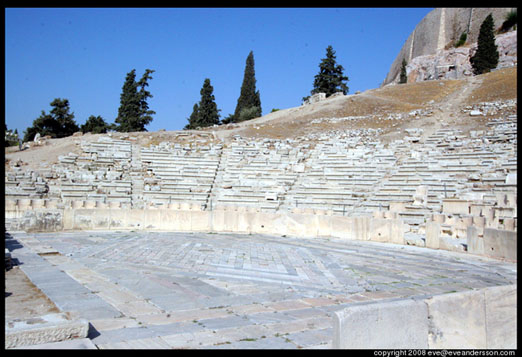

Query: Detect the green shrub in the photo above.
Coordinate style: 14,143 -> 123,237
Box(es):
499,10 -> 517,33
237,106 -> 261,122
455,32 -> 467,47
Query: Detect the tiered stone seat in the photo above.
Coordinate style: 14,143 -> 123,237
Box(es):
214,140 -> 299,211
140,145 -> 221,208
51,137 -> 134,203
5,169 -> 48,200
284,139 -> 395,215
377,121 -> 517,245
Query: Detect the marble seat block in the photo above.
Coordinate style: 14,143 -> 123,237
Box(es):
108,201 -> 121,209
31,199 -> 45,209
84,201 -> 97,209
5,199 -> 17,210
18,199 -> 32,209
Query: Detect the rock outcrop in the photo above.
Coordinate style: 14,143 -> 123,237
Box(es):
401,30 -> 517,83
383,8 -> 517,86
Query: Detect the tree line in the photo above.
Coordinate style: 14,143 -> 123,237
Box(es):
16,45 -> 351,142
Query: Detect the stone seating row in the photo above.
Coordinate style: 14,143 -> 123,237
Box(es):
5,122 -> 516,227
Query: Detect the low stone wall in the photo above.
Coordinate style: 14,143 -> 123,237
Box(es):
7,200 -> 517,261
5,205 -> 406,244
333,284 -> 517,349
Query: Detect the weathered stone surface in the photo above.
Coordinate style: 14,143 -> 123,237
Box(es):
384,8 -> 516,85
426,290 -> 486,349
484,284 -> 517,349
333,299 -> 429,349
5,313 -> 89,349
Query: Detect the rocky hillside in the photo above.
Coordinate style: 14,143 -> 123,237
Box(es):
383,8 -> 516,85
399,30 -> 517,84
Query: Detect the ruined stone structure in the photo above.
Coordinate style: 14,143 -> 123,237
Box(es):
5,99 -> 517,261
383,8 -> 516,85
4,9 -> 517,348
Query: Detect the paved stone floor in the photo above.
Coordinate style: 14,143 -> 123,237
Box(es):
6,230 -> 517,349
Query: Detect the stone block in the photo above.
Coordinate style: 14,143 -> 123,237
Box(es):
389,201 -> 407,212
285,213 -> 314,238
503,217 -> 515,231
316,214 -> 332,237
484,285 -> 517,349
483,228 -> 517,261
222,209 -> 239,232
142,209 -> 161,229
333,299 -> 429,349
466,226 -> 484,255
442,199 -> 470,215
5,313 -> 89,349
209,209 -> 225,232
13,337 -> 97,349
472,215 -> 486,228
190,211 -> 211,232
426,289 -> 487,349
432,213 -> 445,224
425,221 -> 441,249
369,218 -> 405,245
331,216 -> 368,240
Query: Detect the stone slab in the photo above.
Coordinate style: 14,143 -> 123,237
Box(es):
426,289 -> 486,349
484,284 -> 517,349
13,338 -> 97,349
483,228 -> 517,261
333,298 -> 429,349
5,313 -> 89,349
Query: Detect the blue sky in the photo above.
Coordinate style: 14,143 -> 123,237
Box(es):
5,7 -> 433,136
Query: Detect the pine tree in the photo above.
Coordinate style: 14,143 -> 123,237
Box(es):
311,45 -> 349,97
23,98 -> 79,141
196,78 -> 220,128
399,58 -> 408,84
81,115 -> 111,134
49,98 -> 80,136
232,51 -> 261,122
115,69 -> 155,132
470,14 -> 499,75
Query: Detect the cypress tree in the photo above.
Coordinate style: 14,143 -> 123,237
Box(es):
232,51 -> 261,122
311,45 -> 349,97
184,103 -> 200,130
136,69 -> 156,130
115,69 -> 155,132
470,14 -> 499,75
399,58 -> 408,84
197,78 -> 220,128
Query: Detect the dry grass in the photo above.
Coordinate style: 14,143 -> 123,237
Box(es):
239,78 -> 467,140
367,79 -> 465,106
465,67 -> 517,104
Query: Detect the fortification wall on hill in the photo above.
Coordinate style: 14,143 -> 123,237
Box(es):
383,8 -> 516,85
